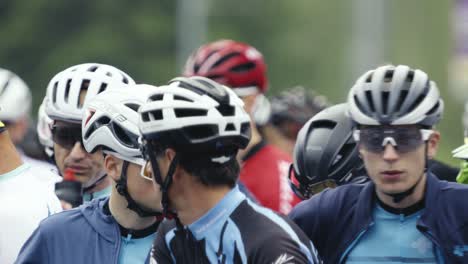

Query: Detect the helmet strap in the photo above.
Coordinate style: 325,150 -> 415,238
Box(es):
146,143 -> 178,219
115,160 -> 164,219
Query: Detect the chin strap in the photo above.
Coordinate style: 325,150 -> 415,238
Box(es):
82,173 -> 108,193
115,160 -> 164,219
384,143 -> 428,203
146,145 -> 178,220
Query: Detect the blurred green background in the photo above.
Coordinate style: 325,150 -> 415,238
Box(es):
0,0 -> 463,165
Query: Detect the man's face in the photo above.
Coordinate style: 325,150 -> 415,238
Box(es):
53,120 -> 105,184
357,125 -> 440,195
125,162 -> 163,212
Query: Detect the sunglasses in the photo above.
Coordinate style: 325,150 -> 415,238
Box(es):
353,127 -> 433,154
51,124 -> 84,149
140,160 -> 154,182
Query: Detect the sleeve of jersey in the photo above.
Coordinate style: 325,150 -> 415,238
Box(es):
15,226 -> 49,263
251,234 -> 321,264
152,226 -> 174,263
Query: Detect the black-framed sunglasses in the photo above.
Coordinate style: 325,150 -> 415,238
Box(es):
353,127 -> 433,154
51,124 -> 84,149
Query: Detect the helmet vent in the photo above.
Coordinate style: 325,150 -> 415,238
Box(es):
174,108 -> 207,118
407,82 -> 430,113
395,90 -> 408,111
216,104 -> 235,116
64,79 -> 72,103
405,70 -> 415,83
213,52 -> 241,68
230,62 -> 255,73
52,81 -> 58,104
124,103 -> 140,112
365,73 -> 374,83
225,123 -> 236,131
174,95 -> 193,102
149,94 -> 164,102
182,124 -> 218,140
148,110 -> 163,121
112,123 -> 138,148
311,120 -> 336,130
426,100 -> 440,115
98,83 -> 108,94
364,90 -> 375,112
384,70 -> 394,82
122,76 -> 130,84
88,66 -> 98,72
382,91 -> 389,115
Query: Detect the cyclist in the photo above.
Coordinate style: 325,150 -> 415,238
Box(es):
0,68 -> 59,182
289,103 -> 367,200
290,64 -> 468,263
16,86 -> 162,263
266,86 -> 329,156
0,120 -> 61,263
184,39 -> 299,214
139,76 -> 320,263
44,63 -> 135,205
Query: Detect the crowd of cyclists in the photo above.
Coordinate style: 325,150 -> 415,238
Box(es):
1,39 -> 468,263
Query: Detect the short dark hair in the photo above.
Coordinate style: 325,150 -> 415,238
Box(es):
178,152 -> 240,187
147,140 -> 240,188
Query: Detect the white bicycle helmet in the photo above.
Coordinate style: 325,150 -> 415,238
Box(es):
37,97 -> 54,157
139,76 -> 251,157
0,68 -> 32,121
82,85 -> 156,163
347,64 -> 443,127
45,63 -> 135,123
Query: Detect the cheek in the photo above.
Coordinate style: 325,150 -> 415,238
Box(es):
89,152 -> 105,169
53,145 -> 68,169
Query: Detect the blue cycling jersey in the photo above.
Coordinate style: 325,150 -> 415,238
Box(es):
153,185 -> 320,263
346,204 -> 438,263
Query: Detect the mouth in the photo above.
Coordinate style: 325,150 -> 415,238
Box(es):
380,170 -> 404,181
65,165 -> 90,175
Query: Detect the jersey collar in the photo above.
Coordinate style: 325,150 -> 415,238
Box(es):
188,185 -> 245,239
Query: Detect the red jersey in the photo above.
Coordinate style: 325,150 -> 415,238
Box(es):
239,141 -> 301,214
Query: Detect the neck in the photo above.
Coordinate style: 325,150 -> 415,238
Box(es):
237,122 -> 262,162
376,173 -> 427,209
174,179 -> 232,226
109,187 -> 157,230
0,131 -> 23,175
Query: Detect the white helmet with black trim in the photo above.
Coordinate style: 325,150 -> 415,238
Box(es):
82,85 -> 156,163
139,76 -> 251,157
45,63 -> 135,123
37,97 -> 54,157
347,64 -> 443,127
0,68 -> 32,121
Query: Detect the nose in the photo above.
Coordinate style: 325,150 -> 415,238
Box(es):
382,144 -> 399,161
69,142 -> 87,159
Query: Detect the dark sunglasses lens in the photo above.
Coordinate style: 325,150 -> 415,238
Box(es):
52,126 -> 82,149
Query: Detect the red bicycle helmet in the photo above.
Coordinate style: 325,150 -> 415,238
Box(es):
184,39 -> 268,93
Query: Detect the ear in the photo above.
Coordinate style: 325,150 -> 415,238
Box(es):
165,148 -> 177,163
104,155 -> 123,181
427,131 -> 441,159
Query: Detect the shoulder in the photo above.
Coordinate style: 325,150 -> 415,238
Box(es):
37,200 -> 99,234
231,201 -> 309,246
290,183 -> 365,219
234,204 -> 319,263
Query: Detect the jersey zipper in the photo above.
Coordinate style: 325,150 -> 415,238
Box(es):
419,229 -> 445,264
338,221 -> 374,264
